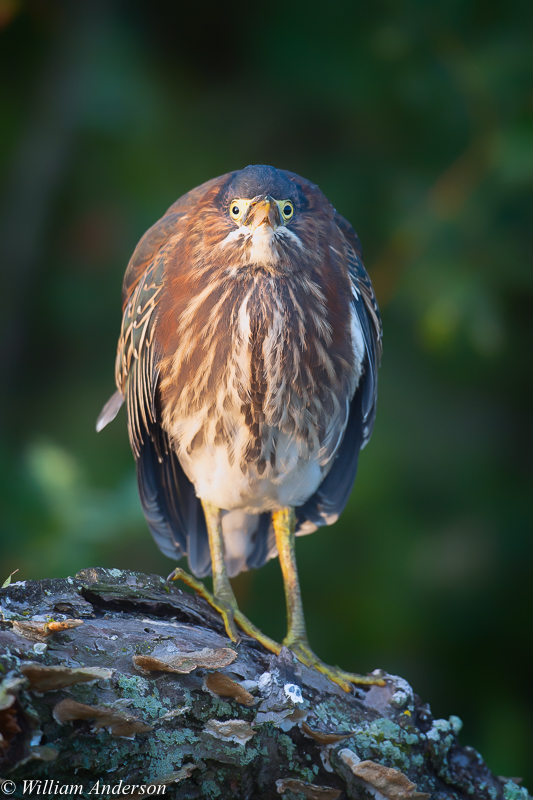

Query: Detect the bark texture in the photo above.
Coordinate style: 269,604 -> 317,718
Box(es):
0,568 -> 529,800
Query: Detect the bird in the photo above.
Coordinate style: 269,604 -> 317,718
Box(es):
97,164 -> 383,691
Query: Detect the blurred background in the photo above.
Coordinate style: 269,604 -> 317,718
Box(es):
0,0 -> 532,785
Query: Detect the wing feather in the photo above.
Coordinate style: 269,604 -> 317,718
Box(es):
295,211 -> 382,533
295,385 -> 364,535
335,211 -> 382,445
96,208 -> 211,575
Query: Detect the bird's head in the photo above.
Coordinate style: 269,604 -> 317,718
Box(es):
200,165 -> 331,272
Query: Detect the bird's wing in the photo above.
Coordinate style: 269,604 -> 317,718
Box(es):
96,200 -> 188,433
95,239 -> 167,437
117,250 -> 164,458
335,211 -> 382,447
295,212 -> 382,535
96,207 -> 211,575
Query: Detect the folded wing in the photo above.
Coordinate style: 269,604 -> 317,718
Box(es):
96,203 -> 211,576
295,211 -> 382,535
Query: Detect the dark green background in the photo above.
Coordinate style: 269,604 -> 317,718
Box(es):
1,0 -> 532,785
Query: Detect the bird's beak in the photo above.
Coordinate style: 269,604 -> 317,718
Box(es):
245,196 -> 280,232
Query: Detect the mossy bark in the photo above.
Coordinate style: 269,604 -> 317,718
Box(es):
0,569 -> 528,800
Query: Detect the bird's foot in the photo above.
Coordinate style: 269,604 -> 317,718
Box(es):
167,567 -> 240,643
167,567 -> 281,654
285,637 -> 386,693
232,611 -> 282,655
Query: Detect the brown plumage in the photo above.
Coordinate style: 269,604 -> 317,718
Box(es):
98,165 -> 386,690
98,165 -> 382,579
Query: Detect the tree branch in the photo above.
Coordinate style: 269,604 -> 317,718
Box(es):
0,569 -> 528,799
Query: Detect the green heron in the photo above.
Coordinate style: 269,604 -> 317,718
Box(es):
97,165 -> 383,691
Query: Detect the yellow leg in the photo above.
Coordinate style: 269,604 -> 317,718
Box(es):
201,500 -> 240,642
168,500 -> 282,653
167,566 -> 281,653
273,507 -> 385,692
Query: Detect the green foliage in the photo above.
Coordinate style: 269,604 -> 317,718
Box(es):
0,0 -> 531,787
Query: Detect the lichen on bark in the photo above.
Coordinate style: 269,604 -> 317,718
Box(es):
0,568 -> 529,800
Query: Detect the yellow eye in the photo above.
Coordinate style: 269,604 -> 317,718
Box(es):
229,200 -> 244,221
280,200 -> 294,221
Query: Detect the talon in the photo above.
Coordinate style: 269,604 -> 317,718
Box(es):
286,638 -> 385,692
167,566 -> 191,586
166,567 -> 179,584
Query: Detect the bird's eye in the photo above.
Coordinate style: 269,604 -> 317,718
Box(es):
281,201 -> 294,220
230,200 -> 243,221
